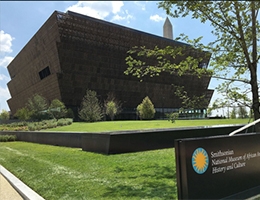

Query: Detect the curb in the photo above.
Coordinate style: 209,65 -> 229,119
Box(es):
0,165 -> 45,200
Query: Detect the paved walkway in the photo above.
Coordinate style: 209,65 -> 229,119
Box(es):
0,165 -> 44,200
0,174 -> 23,200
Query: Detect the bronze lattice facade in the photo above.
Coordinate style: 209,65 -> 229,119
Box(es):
7,11 -> 213,119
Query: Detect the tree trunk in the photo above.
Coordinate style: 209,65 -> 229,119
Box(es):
250,2 -> 260,132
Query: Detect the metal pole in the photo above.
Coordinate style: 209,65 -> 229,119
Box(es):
229,118 -> 260,136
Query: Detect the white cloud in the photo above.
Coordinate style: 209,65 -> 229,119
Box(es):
0,86 -> 11,111
0,30 -> 14,54
150,14 -> 164,22
112,14 -> 125,21
111,10 -> 133,23
0,86 -> 11,102
0,56 -> 14,68
0,74 -> 10,81
111,1 -> 124,14
66,1 -> 123,19
134,1 -> 146,11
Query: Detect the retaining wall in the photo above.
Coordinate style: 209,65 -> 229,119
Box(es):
0,124 -> 253,154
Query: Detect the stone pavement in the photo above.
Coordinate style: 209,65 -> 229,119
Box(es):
0,165 -> 45,200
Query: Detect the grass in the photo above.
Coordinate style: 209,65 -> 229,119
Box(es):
0,119 -> 251,199
45,118 -> 250,132
0,142 -> 176,200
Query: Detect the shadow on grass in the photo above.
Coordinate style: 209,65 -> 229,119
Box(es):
103,164 -> 177,199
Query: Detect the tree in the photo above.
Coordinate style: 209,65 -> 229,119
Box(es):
230,107 -> 237,119
26,94 -> 49,121
104,92 -> 122,121
238,106 -> 248,119
78,89 -> 103,122
49,99 -> 67,119
125,1 -> 260,130
14,107 -> 31,121
136,96 -> 156,120
0,110 -> 10,121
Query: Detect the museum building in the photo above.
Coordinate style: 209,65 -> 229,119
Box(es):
7,10 -> 214,119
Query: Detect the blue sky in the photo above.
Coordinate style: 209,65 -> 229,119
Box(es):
0,1 -> 220,113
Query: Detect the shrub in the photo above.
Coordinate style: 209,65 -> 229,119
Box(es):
137,96 -> 156,120
0,135 -> 17,142
0,110 -> 10,121
28,124 -> 37,131
166,112 -> 179,123
104,93 -> 122,121
49,99 -> 68,119
105,101 -> 117,121
26,94 -> 50,121
78,89 -> 103,122
14,107 -> 32,121
66,108 -> 74,119
57,118 -> 73,126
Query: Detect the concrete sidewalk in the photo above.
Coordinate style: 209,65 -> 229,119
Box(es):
0,174 -> 23,200
0,165 -> 44,200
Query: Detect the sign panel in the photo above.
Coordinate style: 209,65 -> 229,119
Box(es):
175,133 -> 260,199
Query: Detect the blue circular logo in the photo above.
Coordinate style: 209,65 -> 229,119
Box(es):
192,147 -> 209,174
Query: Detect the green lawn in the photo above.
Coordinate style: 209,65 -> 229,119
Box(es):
0,142 -> 176,200
0,119 -> 251,199
45,118 -> 249,132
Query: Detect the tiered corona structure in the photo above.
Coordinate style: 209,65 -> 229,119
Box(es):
7,11 -> 214,119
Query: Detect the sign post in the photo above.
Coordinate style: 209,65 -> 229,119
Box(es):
175,133 -> 260,199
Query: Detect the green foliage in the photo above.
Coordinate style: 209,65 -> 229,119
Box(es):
166,112 -> 179,123
237,106 -> 248,119
0,119 -> 72,131
27,94 -> 50,121
14,107 -> 31,121
104,93 -> 122,121
49,99 -> 68,119
78,89 -> 103,122
57,118 -> 73,126
125,1 -> 260,127
66,108 -> 74,119
0,110 -> 10,121
0,135 -> 16,142
137,96 -> 156,120
174,85 -> 208,109
105,101 -> 117,121
158,1 -> 260,123
27,118 -> 73,131
125,46 -> 212,79
230,108 -> 237,119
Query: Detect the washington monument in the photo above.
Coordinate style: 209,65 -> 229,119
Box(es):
163,17 -> 173,39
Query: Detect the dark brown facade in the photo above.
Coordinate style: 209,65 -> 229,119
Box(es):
7,10 -> 213,119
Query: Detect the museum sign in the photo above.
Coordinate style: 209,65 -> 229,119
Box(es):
175,132 -> 260,199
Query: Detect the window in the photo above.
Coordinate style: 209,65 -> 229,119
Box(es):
39,66 -> 51,80
198,62 -> 207,69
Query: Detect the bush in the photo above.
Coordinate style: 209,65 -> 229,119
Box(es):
78,90 -> 103,122
26,94 -> 50,121
57,118 -> 73,126
0,135 -> 17,142
136,96 -> 156,120
0,118 -> 73,131
0,110 -> 10,121
166,112 -> 179,123
14,107 -> 31,121
49,99 -> 68,119
66,108 -> 74,119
